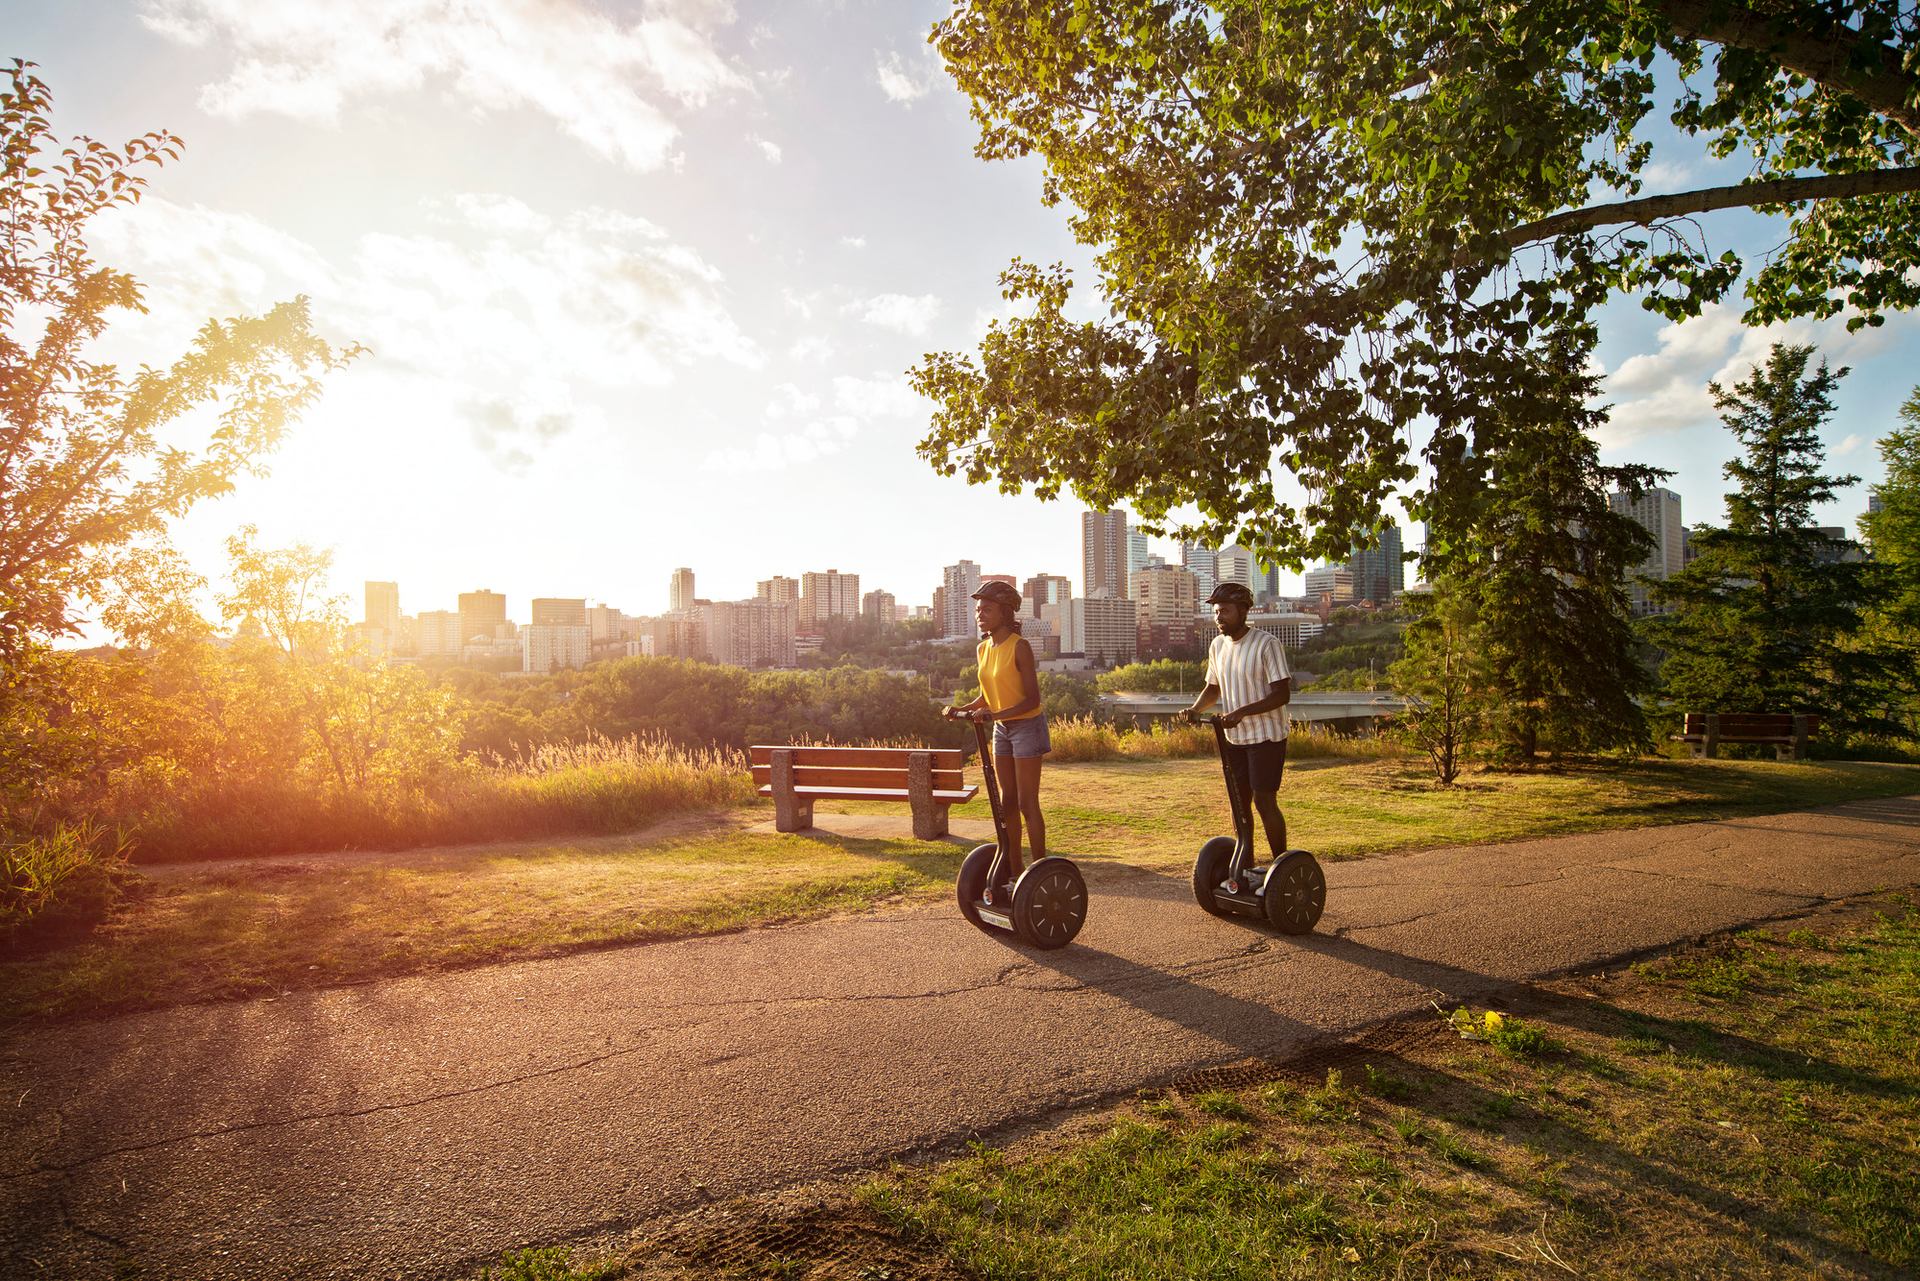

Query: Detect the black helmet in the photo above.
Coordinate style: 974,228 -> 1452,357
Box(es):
1206,581 -> 1254,606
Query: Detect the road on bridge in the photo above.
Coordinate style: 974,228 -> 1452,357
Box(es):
4,796 -> 1917,1279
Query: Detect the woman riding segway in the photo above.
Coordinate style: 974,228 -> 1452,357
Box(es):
945,580 -> 1086,948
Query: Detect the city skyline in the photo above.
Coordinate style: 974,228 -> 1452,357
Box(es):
13,1 -> 1915,645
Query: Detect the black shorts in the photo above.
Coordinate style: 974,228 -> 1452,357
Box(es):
1223,737 -> 1288,797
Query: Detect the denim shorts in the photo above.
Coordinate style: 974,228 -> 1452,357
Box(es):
992,713 -> 1052,759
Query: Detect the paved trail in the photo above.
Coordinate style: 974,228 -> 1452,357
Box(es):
4,797 -> 1917,1279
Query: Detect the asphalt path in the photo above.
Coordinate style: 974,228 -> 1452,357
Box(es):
4,796 -> 1917,1279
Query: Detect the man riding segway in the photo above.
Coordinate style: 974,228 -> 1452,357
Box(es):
1184,580 -> 1294,889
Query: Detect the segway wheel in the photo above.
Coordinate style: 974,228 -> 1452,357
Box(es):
956,843 -> 998,931
1263,850 -> 1326,935
1192,836 -> 1237,917
1011,857 -> 1087,950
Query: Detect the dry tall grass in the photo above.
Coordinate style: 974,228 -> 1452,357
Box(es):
132,734 -> 755,863
1046,716 -> 1401,764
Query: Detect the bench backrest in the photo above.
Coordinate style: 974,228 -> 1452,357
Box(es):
1681,713 -> 1820,736
749,745 -> 966,791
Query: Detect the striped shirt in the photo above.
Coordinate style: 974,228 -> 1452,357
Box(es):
1205,627 -> 1292,745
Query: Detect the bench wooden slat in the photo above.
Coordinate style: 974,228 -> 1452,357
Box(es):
756,784 -> 980,804
750,745 -> 965,769
751,765 -> 967,789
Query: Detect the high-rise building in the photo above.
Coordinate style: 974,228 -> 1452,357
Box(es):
457,590 -> 507,645
757,575 -> 800,606
417,610 -> 463,659
586,604 -> 623,642
931,585 -> 947,634
1608,486 -> 1684,615
1349,524 -> 1405,605
1080,595 -> 1140,666
1246,610 -> 1324,647
1216,546 -> 1258,593
1083,509 -> 1128,599
1023,573 -> 1072,619
523,624 -> 590,673
531,597 -> 587,627
669,567 -> 696,613
941,560 -> 982,638
862,589 -> 896,623
1181,541 -> 1218,600
799,569 -> 860,632
708,599 -> 796,668
1126,529 -> 1152,585
1303,565 -> 1356,601
364,581 -> 401,634
1131,564 -> 1198,624
644,613 -> 709,660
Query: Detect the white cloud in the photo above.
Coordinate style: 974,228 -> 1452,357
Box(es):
700,419 -> 858,471
787,334 -> 835,362
753,135 -> 783,163
766,383 -> 821,418
833,373 -> 921,419
1834,432 -> 1864,456
849,292 -> 941,335
139,0 -> 747,171
1597,303 -> 1906,447
93,193 -> 760,466
875,49 -> 935,104
840,235 -> 866,249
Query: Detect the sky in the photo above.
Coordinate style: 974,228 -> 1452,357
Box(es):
13,0 -> 1917,632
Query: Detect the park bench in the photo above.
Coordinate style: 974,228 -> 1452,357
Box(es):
1673,712 -> 1819,761
750,745 -> 978,839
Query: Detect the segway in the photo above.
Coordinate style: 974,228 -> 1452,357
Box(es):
955,717 -> 1087,949
1193,717 -> 1325,934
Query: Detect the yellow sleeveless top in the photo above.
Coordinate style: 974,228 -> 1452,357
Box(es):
976,634 -> 1041,720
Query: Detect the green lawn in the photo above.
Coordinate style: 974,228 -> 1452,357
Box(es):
861,897 -> 1920,1280
3,756 -> 1915,1023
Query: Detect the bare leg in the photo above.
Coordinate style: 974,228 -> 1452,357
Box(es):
994,749 -> 1024,878
1251,789 -> 1287,860
1015,754 -> 1046,860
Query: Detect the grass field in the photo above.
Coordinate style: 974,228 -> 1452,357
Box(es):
470,892 -> 1920,1280
3,755 -> 1915,1023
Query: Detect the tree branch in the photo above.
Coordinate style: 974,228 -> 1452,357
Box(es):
1498,165 -> 1920,249
1657,0 -> 1920,134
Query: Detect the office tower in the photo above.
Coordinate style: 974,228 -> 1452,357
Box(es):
1215,545 -> 1257,593
1245,611 -> 1325,646
708,599 -> 796,668
669,567 -> 696,614
1349,523 -> 1405,605
931,585 -> 947,634
1181,541 -> 1217,600
416,610 -> 463,659
364,581 -> 401,634
1303,565 -> 1356,601
457,590 -> 507,645
1131,564 -> 1198,624
1607,486 -> 1683,614
941,560 -> 982,638
1080,595 -> 1140,666
862,589 -> 896,623
799,569 -> 861,632
757,575 -> 800,606
1126,529 -> 1152,583
1083,509 -> 1128,599
1023,573 -> 1072,619
523,624 -> 590,673
531,597 -> 587,627
1040,599 -> 1080,654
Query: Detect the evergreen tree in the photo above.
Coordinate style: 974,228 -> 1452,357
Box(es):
1424,330 -> 1660,762
1647,344 -> 1879,722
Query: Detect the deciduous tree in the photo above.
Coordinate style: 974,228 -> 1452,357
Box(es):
913,2 -> 1920,563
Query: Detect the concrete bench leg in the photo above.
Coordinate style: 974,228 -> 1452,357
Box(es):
909,751 -> 948,840
772,749 -> 813,833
